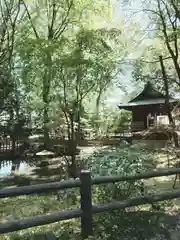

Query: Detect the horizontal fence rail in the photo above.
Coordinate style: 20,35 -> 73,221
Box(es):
1,168 -> 180,238
92,167 -> 180,185
0,209 -> 82,234
2,190 -> 180,235
1,167 -> 180,199
93,190 -> 180,214
0,179 -> 81,198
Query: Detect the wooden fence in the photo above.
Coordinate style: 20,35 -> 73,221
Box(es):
0,137 -> 21,155
1,168 -> 180,238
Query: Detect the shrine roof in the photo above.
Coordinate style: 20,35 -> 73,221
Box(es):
118,82 -> 177,110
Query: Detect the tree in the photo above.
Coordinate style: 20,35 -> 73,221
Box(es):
15,0 -> 126,177
0,0 -> 21,114
54,27 -> 126,177
18,0 -> 112,148
156,0 -> 180,86
132,0 -> 180,91
131,0 -> 180,146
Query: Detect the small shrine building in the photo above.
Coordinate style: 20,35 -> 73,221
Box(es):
118,82 -> 178,132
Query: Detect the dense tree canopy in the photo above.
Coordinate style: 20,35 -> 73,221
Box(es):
0,0 -> 136,140
1,0 -> 180,141
2,2 -> 180,239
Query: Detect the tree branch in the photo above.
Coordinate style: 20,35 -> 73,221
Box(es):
157,0 -> 177,61
54,0 -> 73,39
48,2 -> 57,39
7,0 -> 21,67
170,0 -> 180,23
161,0 -> 178,59
157,0 -> 180,84
21,0 -> 39,39
0,1 -> 9,56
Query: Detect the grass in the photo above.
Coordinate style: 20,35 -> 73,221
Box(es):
1,143 -> 180,239
0,193 -> 81,240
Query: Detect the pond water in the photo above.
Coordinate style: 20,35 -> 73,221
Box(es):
0,146 -> 100,178
0,160 -> 35,178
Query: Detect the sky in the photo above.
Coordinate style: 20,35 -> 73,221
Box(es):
105,0 -> 151,106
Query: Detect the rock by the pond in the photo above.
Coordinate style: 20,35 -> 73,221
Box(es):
36,150 -> 54,156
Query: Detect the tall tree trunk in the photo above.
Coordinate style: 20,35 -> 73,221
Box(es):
43,103 -> 50,148
68,113 -> 77,178
75,63 -> 82,140
42,53 -> 52,149
76,100 -> 83,140
172,60 -> 180,85
159,55 -> 178,147
96,93 -> 101,120
95,88 -> 103,136
76,107 -> 81,140
9,108 -> 16,158
157,0 -> 180,85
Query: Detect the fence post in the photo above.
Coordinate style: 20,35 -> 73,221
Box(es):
80,170 -> 92,239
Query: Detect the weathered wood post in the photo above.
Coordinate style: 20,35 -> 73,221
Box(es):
80,170 -> 93,238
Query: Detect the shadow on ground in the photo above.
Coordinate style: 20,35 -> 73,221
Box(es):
94,210 -> 180,240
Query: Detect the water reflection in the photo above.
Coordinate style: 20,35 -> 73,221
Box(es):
0,159 -> 35,177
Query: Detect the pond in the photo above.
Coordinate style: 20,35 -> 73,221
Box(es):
0,159 -> 35,178
0,146 -> 100,179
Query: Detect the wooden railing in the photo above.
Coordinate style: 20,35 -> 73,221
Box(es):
1,168 -> 180,238
0,137 -> 22,154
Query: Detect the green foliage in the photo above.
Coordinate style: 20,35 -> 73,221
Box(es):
110,110 -> 131,133
86,144 -> 153,204
14,0 -> 129,139
0,0 -> 135,142
1,144 -> 156,240
0,68 -> 14,112
87,106 -> 131,137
